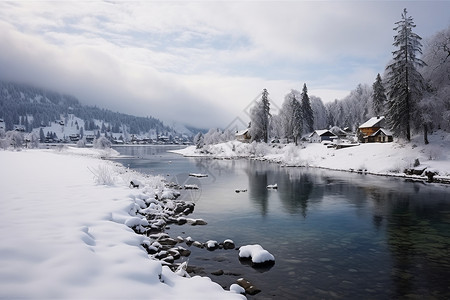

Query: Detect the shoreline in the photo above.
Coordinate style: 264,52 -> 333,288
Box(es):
170,134 -> 450,185
0,147 -> 244,299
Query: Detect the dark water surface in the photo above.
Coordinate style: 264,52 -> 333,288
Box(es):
113,145 -> 450,299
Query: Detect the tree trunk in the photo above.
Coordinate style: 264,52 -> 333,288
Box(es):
423,123 -> 429,145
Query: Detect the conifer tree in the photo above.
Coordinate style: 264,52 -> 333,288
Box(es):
385,8 -> 426,141
372,73 -> 387,116
301,83 -> 314,133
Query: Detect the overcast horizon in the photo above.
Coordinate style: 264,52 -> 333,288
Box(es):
0,1 -> 449,129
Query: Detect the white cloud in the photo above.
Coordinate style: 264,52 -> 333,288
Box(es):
0,1 -> 449,129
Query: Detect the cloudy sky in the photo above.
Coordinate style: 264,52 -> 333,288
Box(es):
0,1 -> 449,129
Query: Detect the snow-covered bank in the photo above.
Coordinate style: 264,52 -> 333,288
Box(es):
0,147 -> 244,299
172,131 -> 450,182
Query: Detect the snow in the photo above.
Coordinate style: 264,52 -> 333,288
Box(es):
359,116 -> 385,128
0,147 -> 244,299
238,244 -> 275,264
171,131 -> 450,181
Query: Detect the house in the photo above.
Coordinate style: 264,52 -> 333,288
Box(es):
13,124 -> 26,132
368,128 -> 393,143
309,130 -> 337,143
358,116 -> 393,143
235,129 -> 251,143
359,116 -> 386,136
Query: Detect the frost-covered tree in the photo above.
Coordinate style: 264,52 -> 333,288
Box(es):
385,8 -> 426,141
6,130 -> 24,149
27,131 -> 40,149
372,73 -> 387,116
250,89 -> 271,143
301,83 -> 314,134
194,132 -> 204,149
421,25 -> 450,132
310,96 -> 327,130
93,136 -> 111,149
280,90 -> 302,144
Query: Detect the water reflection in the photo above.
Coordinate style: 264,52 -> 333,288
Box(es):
246,161 -> 270,215
277,168 -> 314,218
112,146 -> 450,299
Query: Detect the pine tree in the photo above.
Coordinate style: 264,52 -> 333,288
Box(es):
301,83 -> 314,133
385,8 -> 426,141
39,128 -> 45,143
372,73 -> 387,116
261,88 -> 271,143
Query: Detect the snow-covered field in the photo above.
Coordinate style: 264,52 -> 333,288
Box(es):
0,147 -> 244,299
173,131 -> 450,182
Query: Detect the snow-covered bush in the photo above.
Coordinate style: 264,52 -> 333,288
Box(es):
77,137 -> 87,148
255,142 -> 269,157
26,132 -> 40,149
93,136 -> 111,149
5,130 -> 24,149
284,143 -> 301,164
89,164 -> 117,185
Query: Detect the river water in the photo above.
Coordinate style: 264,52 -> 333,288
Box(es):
113,145 -> 450,299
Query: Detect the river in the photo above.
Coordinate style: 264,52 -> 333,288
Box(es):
112,145 -> 450,299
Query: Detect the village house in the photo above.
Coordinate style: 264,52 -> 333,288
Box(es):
358,116 -> 393,143
309,130 -> 338,143
235,128 -> 251,143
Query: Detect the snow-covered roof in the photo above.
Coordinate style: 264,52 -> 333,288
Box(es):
310,129 -> 335,137
371,128 -> 393,137
235,128 -> 249,136
359,116 -> 385,128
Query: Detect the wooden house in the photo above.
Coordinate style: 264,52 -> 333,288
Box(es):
359,116 -> 386,136
309,130 -> 337,143
358,116 -> 393,143
368,128 -> 393,143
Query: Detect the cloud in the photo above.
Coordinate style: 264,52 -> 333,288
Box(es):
0,1 -> 449,129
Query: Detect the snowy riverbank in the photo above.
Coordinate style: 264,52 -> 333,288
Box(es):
172,131 -> 450,183
0,147 -> 244,299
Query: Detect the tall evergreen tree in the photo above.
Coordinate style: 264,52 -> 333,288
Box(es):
385,8 -> 426,141
372,73 -> 387,116
301,83 -> 314,133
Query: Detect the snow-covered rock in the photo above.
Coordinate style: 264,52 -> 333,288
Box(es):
239,244 -> 275,265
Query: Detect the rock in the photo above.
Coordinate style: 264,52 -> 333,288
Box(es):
211,269 -> 224,276
158,238 -> 178,247
235,189 -> 247,193
168,249 -> 181,260
184,184 -> 199,190
192,241 -> 203,248
223,239 -> 235,250
236,278 -> 252,290
154,251 -> 168,260
237,278 -> 261,295
177,247 -> 191,257
185,236 -> 194,245
193,219 -> 207,226
162,255 -> 174,264
177,217 -> 187,225
206,240 -> 218,251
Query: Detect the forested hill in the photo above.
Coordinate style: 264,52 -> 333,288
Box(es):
0,81 -> 171,135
